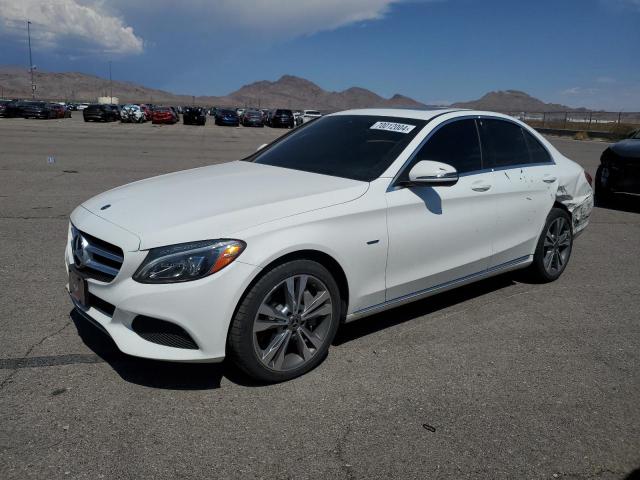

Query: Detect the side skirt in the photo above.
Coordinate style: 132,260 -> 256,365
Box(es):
345,255 -> 533,323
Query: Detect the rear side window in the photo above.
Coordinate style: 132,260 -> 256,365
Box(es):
479,118 -> 530,168
411,119 -> 482,174
522,129 -> 552,164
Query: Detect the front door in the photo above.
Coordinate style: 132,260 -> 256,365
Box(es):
385,118 -> 495,301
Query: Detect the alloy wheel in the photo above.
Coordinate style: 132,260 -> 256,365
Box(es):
543,216 -> 571,275
253,274 -> 333,372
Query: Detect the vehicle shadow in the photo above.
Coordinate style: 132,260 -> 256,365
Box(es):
70,309 -> 260,390
334,274 -> 516,346
71,274 -> 517,389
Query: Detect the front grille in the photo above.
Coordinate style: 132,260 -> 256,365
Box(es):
131,316 -> 199,350
71,226 -> 124,282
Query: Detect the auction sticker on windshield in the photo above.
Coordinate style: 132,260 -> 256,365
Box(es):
370,121 -> 416,134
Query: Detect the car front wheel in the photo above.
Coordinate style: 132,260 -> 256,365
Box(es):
228,260 -> 341,382
528,208 -> 573,282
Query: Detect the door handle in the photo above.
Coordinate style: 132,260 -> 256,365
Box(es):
542,175 -> 557,183
471,184 -> 492,192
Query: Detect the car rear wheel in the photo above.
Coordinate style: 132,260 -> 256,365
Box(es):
228,260 -> 340,383
528,208 -> 573,283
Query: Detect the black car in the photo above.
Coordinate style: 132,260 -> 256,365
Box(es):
242,109 -> 264,127
183,106 -> 207,125
1,100 -> 26,118
22,101 -> 56,119
269,109 -> 294,128
595,129 -> 640,203
0,100 -> 11,117
215,109 -> 240,126
83,104 -> 118,122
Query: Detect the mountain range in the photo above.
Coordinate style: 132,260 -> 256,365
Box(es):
0,66 -> 580,112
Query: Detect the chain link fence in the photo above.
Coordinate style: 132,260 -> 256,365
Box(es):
508,111 -> 640,137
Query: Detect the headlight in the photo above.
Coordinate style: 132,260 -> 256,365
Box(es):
133,239 -> 246,284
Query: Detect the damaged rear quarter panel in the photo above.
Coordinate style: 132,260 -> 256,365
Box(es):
554,156 -> 594,235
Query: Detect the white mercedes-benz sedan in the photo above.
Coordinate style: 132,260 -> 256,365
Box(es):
66,108 -> 593,382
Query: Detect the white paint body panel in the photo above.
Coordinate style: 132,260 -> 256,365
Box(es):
66,108 -> 592,362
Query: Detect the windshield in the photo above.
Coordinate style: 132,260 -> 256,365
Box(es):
631,130 -> 640,139
250,115 -> 426,181
306,110 -> 320,115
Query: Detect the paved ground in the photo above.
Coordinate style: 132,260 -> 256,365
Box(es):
1,115 -> 638,479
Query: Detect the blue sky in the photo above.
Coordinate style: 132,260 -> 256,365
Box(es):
0,0 -> 639,110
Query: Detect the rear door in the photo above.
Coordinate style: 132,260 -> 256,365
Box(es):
385,118 -> 495,301
477,118 -> 551,267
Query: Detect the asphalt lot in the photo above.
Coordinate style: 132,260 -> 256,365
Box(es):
1,115 -> 638,479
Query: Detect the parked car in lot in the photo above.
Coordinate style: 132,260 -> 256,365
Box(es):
242,109 -> 264,127
0,100 -> 10,117
296,109 -> 322,126
83,104 -> 118,122
151,106 -> 178,124
139,104 -> 152,121
595,129 -> 640,203
1,100 -> 25,117
65,109 -> 593,383
50,103 -> 71,118
183,106 -> 207,125
22,101 -> 56,119
269,109 -> 295,128
215,108 -> 240,126
121,105 -> 146,123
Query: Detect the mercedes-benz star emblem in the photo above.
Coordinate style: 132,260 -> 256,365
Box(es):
73,233 -> 90,268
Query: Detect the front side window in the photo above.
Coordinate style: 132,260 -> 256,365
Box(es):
251,115 -> 427,181
479,118 -> 530,168
410,119 -> 482,174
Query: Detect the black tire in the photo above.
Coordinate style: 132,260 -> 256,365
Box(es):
527,207 -> 573,283
228,259 -> 341,383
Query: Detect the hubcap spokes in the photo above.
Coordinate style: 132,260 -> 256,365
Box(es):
543,217 -> 571,275
253,274 -> 332,371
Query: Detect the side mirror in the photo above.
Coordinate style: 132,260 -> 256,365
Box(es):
406,160 -> 458,187
257,143 -> 268,152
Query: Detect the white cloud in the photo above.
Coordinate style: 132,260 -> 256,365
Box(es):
600,0 -> 640,11
114,0 -> 422,39
562,86 -> 598,96
0,0 -> 143,55
211,0 -> 404,36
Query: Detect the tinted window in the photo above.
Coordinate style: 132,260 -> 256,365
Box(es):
411,119 -> 482,174
251,115 -> 426,181
522,129 -> 552,164
479,118 -> 529,168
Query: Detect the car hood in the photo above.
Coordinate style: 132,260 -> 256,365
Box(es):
610,139 -> 640,159
81,161 -> 368,250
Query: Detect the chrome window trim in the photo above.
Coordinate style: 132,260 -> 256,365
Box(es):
390,114 -> 555,188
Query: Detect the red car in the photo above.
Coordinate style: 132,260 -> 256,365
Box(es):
50,104 -> 70,118
151,107 -> 178,124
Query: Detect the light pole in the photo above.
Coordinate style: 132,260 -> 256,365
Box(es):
27,20 -> 35,99
109,61 -> 113,104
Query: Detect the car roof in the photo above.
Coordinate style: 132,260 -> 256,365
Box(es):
330,108 -> 520,122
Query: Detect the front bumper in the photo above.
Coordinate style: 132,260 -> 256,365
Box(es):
65,211 -> 260,362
